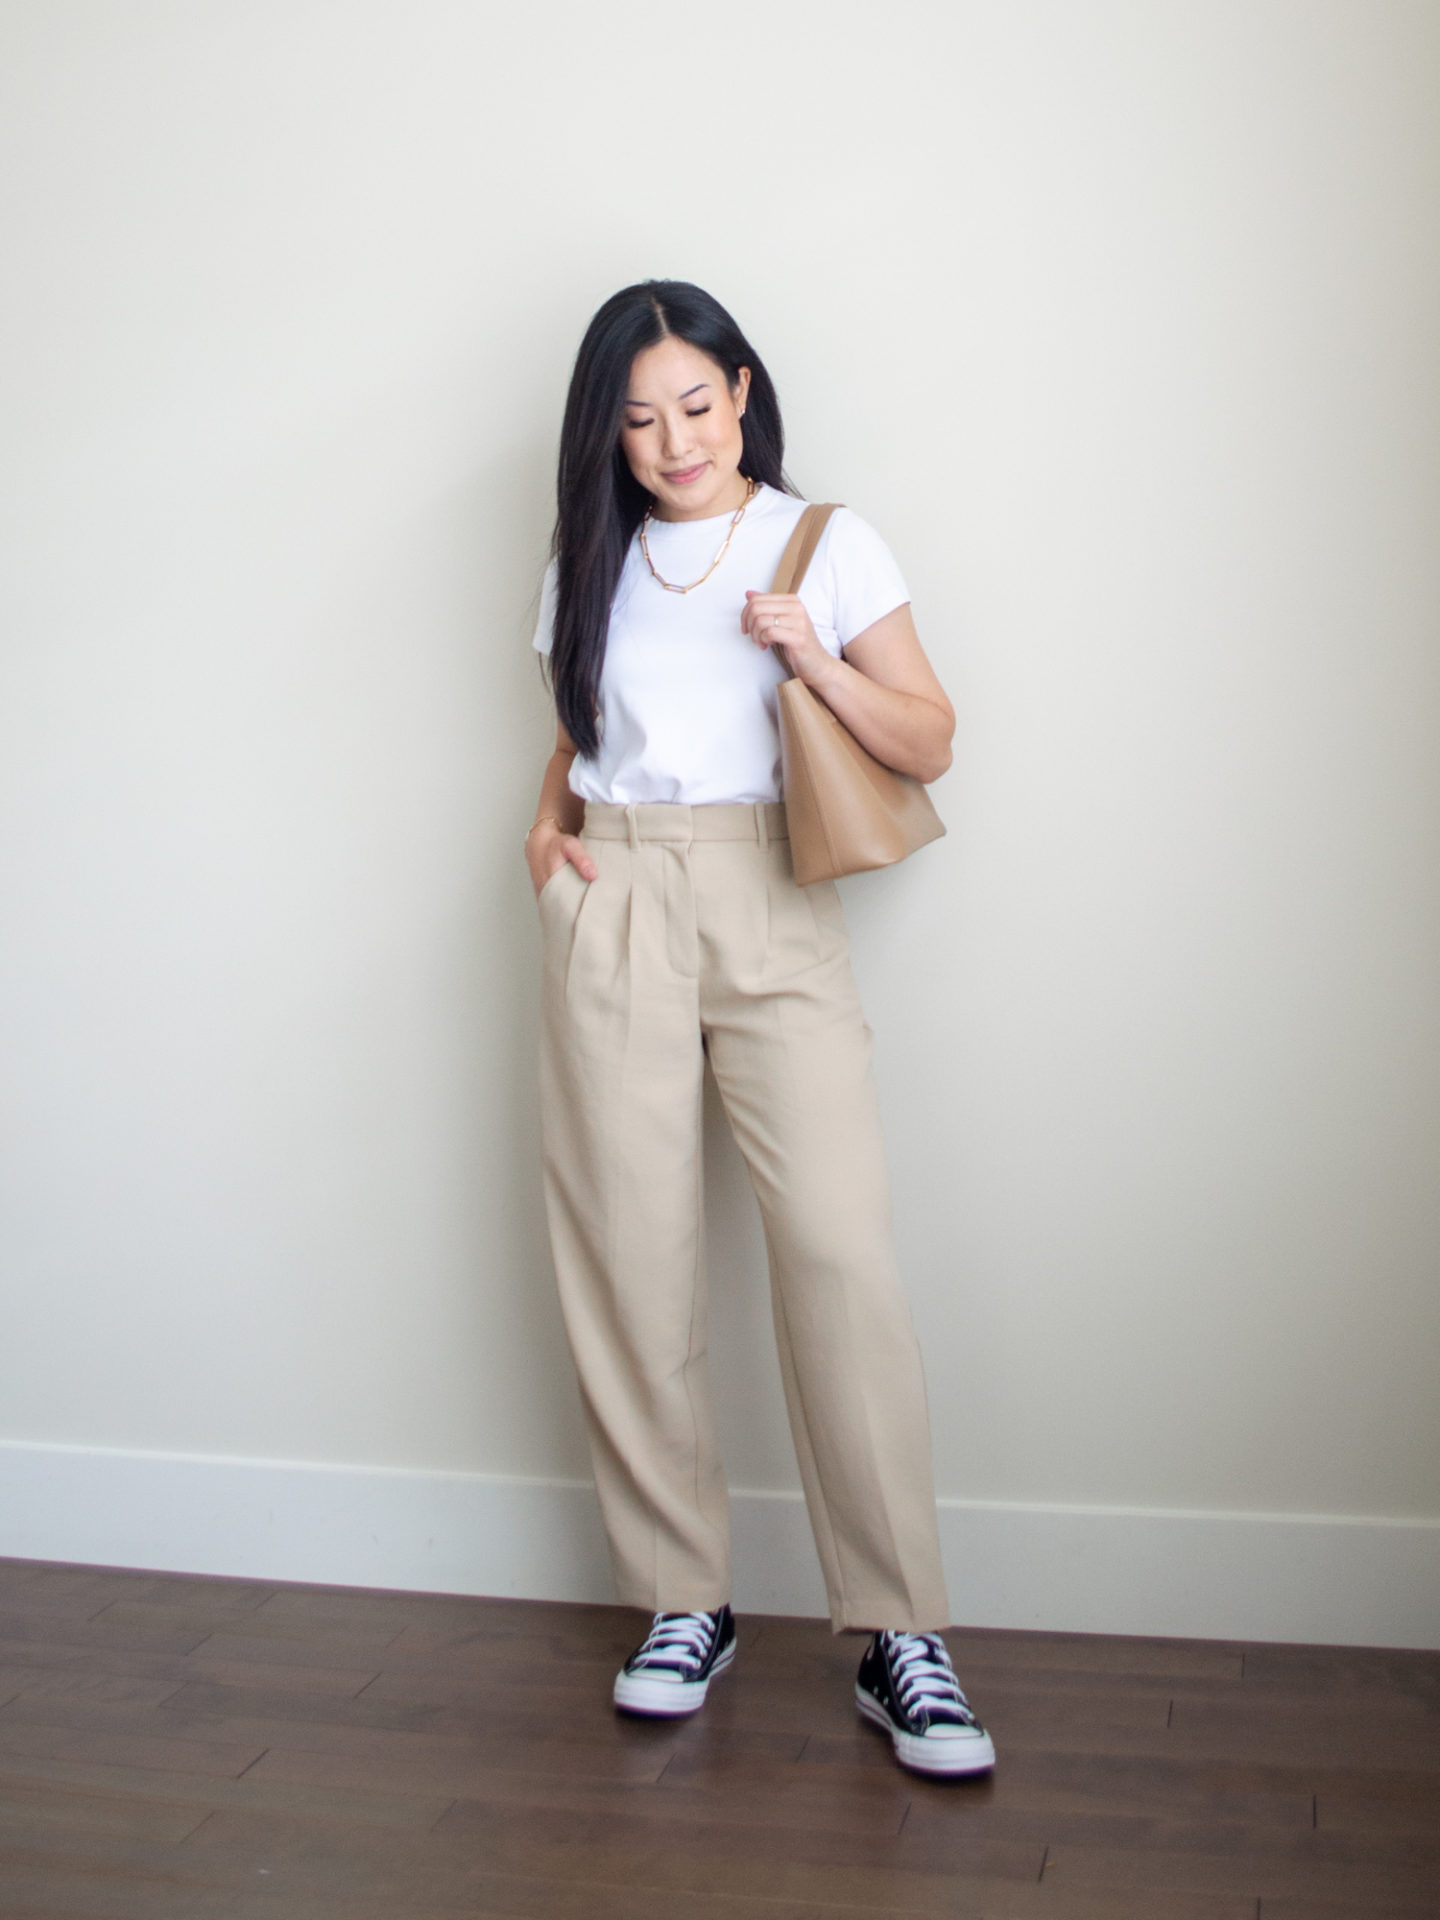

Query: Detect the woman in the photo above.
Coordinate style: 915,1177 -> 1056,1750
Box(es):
526,280 -> 994,1778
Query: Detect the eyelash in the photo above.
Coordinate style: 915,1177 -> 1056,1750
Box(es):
625,407 -> 711,430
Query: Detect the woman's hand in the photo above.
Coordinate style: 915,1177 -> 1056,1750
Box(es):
742,591 -> 838,691
527,820 -> 597,899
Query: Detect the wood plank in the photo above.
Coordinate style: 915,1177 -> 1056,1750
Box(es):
632,1675 -> 870,1740
0,1577 -> 135,1622
0,1717 -> 266,1779
0,1637 -> 199,1686
1039,1834 -> 1436,1904
175,1628 -> 403,1669
251,1585 -> 592,1631
0,1636 -> 375,1699
213,1897 -> 885,1920
377,1619 -> 662,1668
163,1673 -> 629,1730
240,1734 -> 674,1795
907,1799 -> 1440,1866
1,1908 -> 152,1920
99,1574 -> 279,1614
0,1685 -> 690,1779
1240,1641 -> 1440,1695
0,1754 -> 453,1830
217,1890 -> 1249,1920
0,1685 -> 425,1739
0,1880 -> 201,1920
1317,1774 -> 1440,1836
900,1793 -> 1299,1853
351,1660 -> 640,1710
0,1909 -> 189,1920
0,1823 -> 1251,1920
179,1804 -> 1045,1909
432,1763 -> 911,1839
92,1603 -> 405,1654
0,1670 -> 181,1709
0,1875 -> 239,1916
881,1747 -> 1310,1828
1255,1901 -> 1440,1920
1168,1693 -> 1440,1771
0,1835 -> 231,1920
175,1656 -> 379,1698
360,1630 -> 642,1678
0,1612 -> 210,1659
3,1818 -> 998,1920
428,1798 -> 1034,1891
0,1783 -> 205,1844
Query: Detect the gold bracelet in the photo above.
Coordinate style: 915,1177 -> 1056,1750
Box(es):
525,814 -> 562,847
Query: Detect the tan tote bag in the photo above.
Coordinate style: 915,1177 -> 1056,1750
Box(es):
769,502 -> 946,886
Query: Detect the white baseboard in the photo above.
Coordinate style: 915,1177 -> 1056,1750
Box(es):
1,1439 -> 1436,1648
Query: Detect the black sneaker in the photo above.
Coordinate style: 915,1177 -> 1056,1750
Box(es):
856,1630 -> 996,1775
612,1606 -> 736,1717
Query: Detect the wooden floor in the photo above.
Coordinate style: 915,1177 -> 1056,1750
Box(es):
0,1558 -> 1435,1918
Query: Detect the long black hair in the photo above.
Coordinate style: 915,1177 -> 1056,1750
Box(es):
543,280 -> 794,759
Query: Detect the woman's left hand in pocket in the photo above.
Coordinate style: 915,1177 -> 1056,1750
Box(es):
743,591 -> 837,690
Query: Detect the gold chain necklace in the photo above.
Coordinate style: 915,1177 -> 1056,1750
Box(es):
638,477 -> 759,594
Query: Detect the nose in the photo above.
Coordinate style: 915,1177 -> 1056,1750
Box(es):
660,413 -> 693,461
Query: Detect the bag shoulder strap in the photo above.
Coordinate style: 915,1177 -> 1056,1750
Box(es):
769,502 -> 842,597
767,503 -> 842,681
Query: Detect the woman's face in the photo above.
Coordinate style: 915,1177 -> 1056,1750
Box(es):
620,337 -> 752,522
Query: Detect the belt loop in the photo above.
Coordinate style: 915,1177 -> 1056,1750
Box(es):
755,800 -> 769,851
625,802 -> 641,851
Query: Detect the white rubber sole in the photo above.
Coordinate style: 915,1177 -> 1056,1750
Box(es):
856,1685 -> 997,1776
613,1639 -> 735,1717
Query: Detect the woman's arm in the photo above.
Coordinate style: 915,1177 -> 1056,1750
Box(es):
741,595 -> 955,784
526,719 -> 599,898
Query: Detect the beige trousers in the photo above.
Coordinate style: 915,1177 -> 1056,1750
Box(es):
537,799 -> 950,1634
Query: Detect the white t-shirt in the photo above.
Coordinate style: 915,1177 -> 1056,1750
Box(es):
531,484 -> 910,805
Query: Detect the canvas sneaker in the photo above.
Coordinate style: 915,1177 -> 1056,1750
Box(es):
856,1629 -> 996,1775
612,1605 -> 736,1717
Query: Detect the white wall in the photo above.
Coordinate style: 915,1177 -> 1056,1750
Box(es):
2,0 -> 1437,1644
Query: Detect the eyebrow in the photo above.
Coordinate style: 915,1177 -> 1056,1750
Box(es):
624,383 -> 711,407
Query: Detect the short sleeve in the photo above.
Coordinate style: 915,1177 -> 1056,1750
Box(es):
821,508 -> 911,648
531,558 -> 558,657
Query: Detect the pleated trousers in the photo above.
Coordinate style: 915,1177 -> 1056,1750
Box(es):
537,798 -> 950,1633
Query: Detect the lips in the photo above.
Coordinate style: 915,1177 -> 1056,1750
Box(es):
662,463 -> 708,485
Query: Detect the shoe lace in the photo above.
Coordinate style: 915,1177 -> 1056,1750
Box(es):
628,1610 -> 717,1679
884,1632 -> 979,1728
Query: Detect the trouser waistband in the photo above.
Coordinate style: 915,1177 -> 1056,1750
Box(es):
582,801 -> 789,844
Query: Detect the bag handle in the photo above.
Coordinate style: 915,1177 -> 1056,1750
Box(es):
767,502 -> 842,678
